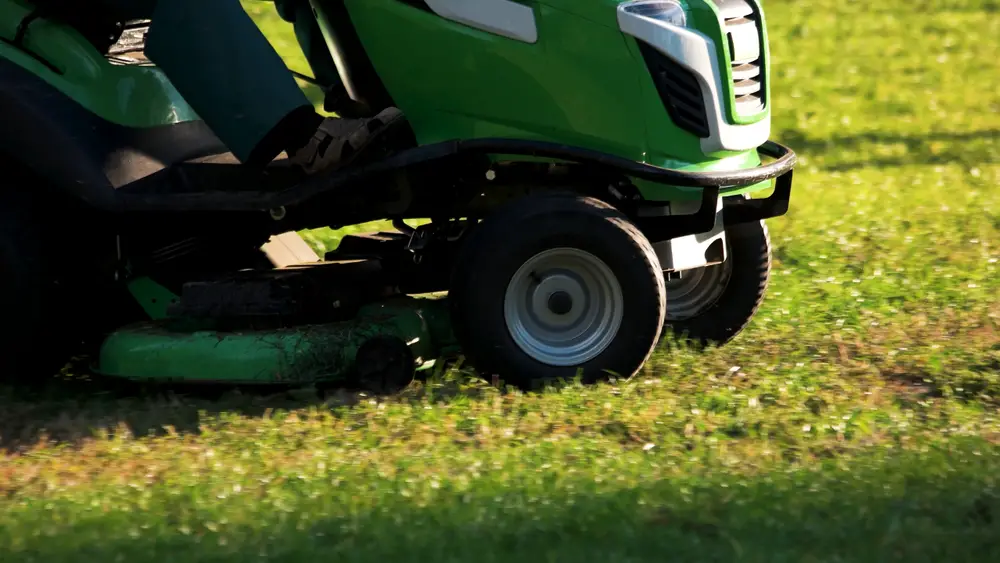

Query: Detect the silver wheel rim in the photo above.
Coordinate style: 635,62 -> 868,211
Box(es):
503,248 -> 624,366
664,260 -> 733,321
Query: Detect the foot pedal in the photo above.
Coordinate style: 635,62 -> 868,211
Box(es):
325,232 -> 409,260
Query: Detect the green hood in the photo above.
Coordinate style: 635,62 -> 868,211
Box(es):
535,0 -> 722,30
534,0 -> 624,27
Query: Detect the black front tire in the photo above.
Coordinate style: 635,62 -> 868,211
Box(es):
663,220 -> 771,346
449,193 -> 666,389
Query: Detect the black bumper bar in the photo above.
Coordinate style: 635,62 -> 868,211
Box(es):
458,138 -> 796,190
115,136 -> 796,218
455,139 -> 797,235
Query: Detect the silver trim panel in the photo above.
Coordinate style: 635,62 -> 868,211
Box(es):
424,0 -> 538,44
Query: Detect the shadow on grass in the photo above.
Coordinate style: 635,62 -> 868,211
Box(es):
0,360 -> 491,453
5,437 -> 1000,563
780,128 -> 998,171
0,373 -> 319,453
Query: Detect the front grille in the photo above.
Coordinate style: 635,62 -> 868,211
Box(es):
637,42 -> 711,139
714,0 -> 765,116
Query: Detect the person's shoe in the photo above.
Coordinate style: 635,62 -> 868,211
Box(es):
288,107 -> 407,175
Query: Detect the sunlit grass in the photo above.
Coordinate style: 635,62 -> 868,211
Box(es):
0,1 -> 997,561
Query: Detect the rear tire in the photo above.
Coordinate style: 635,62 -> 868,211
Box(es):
0,190 -> 80,380
0,178 -> 134,382
662,220 -> 771,346
449,193 -> 666,389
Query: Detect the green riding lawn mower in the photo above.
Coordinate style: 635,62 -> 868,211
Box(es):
0,0 -> 796,390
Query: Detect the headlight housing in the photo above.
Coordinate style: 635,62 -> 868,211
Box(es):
620,0 -> 687,28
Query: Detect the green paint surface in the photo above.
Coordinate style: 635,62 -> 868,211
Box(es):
339,0 -> 773,201
126,277 -> 180,321
97,296 -> 453,384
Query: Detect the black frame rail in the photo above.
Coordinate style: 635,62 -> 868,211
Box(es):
116,138 -> 797,217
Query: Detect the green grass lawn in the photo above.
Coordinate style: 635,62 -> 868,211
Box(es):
2,0 -> 1000,561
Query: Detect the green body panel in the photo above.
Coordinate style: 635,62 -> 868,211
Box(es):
535,0 -> 769,127
534,0 -> 622,25
343,0 -> 772,200
345,0 -> 649,161
0,0 -> 196,127
126,277 -> 181,320
97,297 -> 456,384
0,0 -> 776,199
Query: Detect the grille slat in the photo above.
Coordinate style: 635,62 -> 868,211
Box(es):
714,0 -> 765,117
735,94 -> 764,115
732,78 -> 761,97
725,16 -> 754,27
731,63 -> 760,81
714,0 -> 754,19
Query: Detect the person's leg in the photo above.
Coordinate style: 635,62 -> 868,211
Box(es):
99,0 -> 406,172
142,0 -> 316,164
273,0 -> 410,174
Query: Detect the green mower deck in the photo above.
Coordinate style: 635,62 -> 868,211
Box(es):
97,286 -> 457,387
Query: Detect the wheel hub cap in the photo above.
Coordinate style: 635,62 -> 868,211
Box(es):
504,248 -> 624,366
